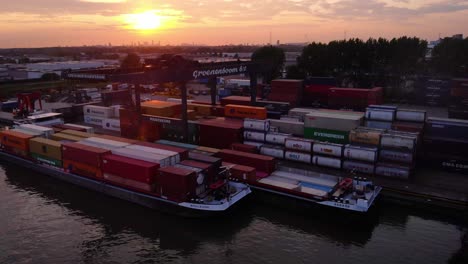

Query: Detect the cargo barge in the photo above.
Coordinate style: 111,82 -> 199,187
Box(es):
225,162 -> 382,213
0,150 -> 250,217
0,125 -> 252,217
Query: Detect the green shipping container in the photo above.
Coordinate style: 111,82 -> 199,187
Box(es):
161,121 -> 199,145
304,127 -> 350,144
30,153 -> 63,167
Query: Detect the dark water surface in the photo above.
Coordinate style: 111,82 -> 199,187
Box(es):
0,161 -> 466,264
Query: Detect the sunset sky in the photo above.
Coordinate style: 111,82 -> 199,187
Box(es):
0,0 -> 467,48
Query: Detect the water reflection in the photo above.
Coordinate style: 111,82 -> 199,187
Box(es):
1,163 -> 255,256
1,160 -> 467,264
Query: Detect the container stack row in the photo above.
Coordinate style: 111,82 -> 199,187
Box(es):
0,127 -> 232,203
419,78 -> 452,107
448,78 -> 468,119
423,117 -> 468,174
267,79 -> 303,108
83,105 -> 121,133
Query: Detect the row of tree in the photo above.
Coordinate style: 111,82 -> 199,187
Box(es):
251,36 -> 467,87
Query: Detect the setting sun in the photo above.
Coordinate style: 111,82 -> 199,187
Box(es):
124,11 -> 162,31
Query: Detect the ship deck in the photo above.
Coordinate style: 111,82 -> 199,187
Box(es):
278,161 -> 468,211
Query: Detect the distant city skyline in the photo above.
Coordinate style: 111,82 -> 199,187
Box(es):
0,0 -> 467,48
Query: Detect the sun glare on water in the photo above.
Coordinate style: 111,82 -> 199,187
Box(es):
124,11 -> 162,31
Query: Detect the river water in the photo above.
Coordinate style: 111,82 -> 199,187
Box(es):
0,161 -> 466,264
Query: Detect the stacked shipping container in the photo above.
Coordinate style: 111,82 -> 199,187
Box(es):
423,117 -> 468,174
328,87 -> 383,111
448,78 -> 468,119
268,79 -> 303,108
416,78 -> 451,107
83,105 -> 121,133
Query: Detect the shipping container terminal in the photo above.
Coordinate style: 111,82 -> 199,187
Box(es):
1,59 -> 467,216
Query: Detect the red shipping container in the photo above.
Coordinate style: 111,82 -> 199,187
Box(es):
222,162 -> 257,182
103,173 -> 154,193
2,145 -> 28,158
52,124 -> 87,132
138,119 -> 162,142
392,122 -> 425,133
158,166 -> 197,202
304,84 -> 333,94
215,149 -> 276,174
119,108 -> 139,139
192,101 -> 212,105
62,142 -> 110,168
63,159 -> 103,179
134,141 -> 189,160
179,159 -> 216,184
102,154 -> 160,183
210,105 -> 225,117
220,96 -> 252,106
231,143 -> 258,153
199,118 -> 243,149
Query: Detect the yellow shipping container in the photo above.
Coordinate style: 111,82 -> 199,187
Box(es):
50,133 -> 84,142
188,103 -> 212,116
196,146 -> 220,154
60,129 -> 95,138
141,100 -> 182,117
29,137 -> 62,160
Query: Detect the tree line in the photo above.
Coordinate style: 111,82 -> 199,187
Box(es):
285,36 -> 467,87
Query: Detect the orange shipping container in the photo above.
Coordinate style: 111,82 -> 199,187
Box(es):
0,130 -> 34,151
95,134 -> 138,144
224,104 -> 267,120
63,159 -> 103,180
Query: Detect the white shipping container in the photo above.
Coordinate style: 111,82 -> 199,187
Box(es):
243,141 -> 264,149
126,145 -> 179,164
83,105 -> 114,118
379,149 -> 414,164
84,115 -> 105,126
381,134 -> 417,150
365,109 -> 395,121
112,147 -> 171,167
288,108 -> 315,119
244,119 -> 270,132
269,119 -> 304,136
265,132 -> 291,145
167,98 -> 194,104
260,146 -> 285,159
112,105 -> 122,118
342,160 -> 375,175
313,142 -> 343,157
285,151 -> 312,164
312,156 -> 342,169
243,131 -> 266,142
343,145 -> 378,163
280,116 -> 302,122
102,118 -> 121,132
285,138 -> 313,152
364,120 -> 393,130
64,123 -> 95,133
19,124 -> 54,138
305,112 -> 363,131
396,109 -> 426,123
269,126 -> 279,133
375,164 -> 411,179
11,128 -> 44,137
81,137 -> 130,149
